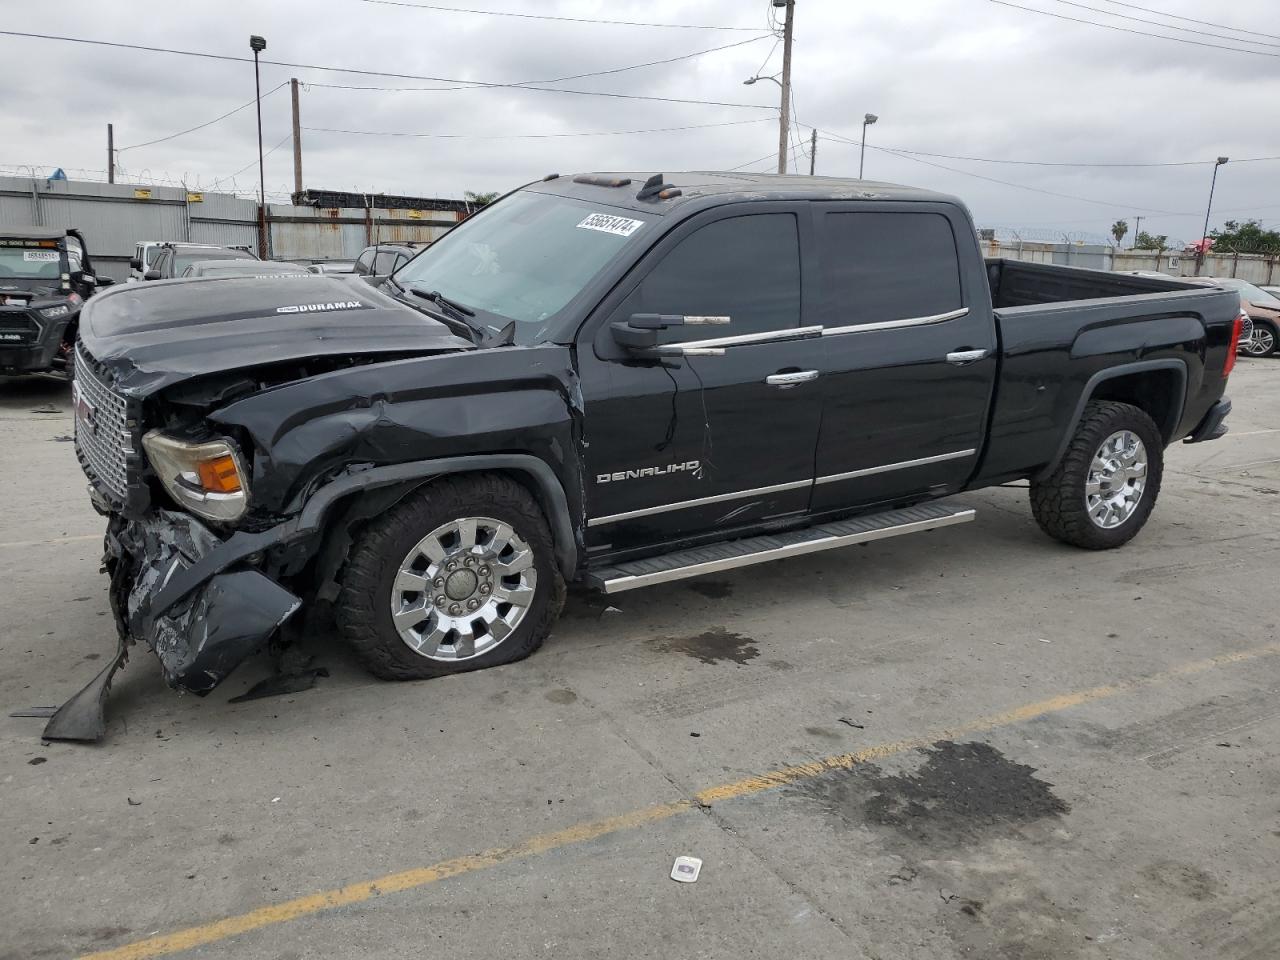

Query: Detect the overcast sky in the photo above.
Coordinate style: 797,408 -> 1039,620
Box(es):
3,0 -> 1277,243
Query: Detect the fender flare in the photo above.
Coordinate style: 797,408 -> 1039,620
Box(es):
297,454 -> 579,577
1036,358 -> 1187,482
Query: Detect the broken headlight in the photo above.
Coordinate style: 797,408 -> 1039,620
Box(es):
142,431 -> 250,523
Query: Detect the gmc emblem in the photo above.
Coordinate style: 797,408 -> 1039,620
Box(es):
72,381 -> 97,435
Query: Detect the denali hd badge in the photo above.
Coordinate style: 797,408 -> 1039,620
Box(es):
596,461 -> 700,483
276,300 -> 365,314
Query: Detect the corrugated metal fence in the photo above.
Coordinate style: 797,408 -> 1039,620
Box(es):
0,175 -> 462,281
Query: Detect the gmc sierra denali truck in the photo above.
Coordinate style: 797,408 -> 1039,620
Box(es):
53,171 -> 1243,739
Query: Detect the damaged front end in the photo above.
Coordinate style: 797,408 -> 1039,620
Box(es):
42,509 -> 302,741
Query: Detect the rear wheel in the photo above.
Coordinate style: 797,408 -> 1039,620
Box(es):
1241,319 -> 1277,357
1030,401 -> 1163,550
336,474 -> 564,680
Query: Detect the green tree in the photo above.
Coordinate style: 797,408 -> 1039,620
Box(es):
1133,231 -> 1168,250
464,190 -> 500,207
1110,220 -> 1129,246
1209,219 -> 1280,254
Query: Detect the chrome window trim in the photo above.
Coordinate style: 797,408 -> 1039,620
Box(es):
822,306 -> 969,337
588,477 -> 812,527
678,324 -> 824,350
815,448 -> 976,485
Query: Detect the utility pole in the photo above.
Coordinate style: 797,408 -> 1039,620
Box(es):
106,124 -> 114,184
1132,216 -> 1142,249
809,128 -> 817,175
250,35 -> 268,259
290,78 -> 303,198
776,0 -> 795,175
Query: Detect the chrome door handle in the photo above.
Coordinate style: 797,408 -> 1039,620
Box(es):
765,370 -> 819,387
946,349 -> 989,365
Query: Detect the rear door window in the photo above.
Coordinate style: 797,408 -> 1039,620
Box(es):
626,213 -> 801,341
355,249 -> 376,274
819,211 -> 962,325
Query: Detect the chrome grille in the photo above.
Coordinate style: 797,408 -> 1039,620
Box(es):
73,343 -> 134,503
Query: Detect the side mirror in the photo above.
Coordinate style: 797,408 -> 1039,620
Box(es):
80,274 -> 98,288
143,269 -> 162,281
129,258 -> 142,270
610,313 -> 731,355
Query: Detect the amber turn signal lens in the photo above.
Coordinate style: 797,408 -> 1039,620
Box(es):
197,454 -> 243,493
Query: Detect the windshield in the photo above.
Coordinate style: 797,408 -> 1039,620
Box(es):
393,190 -> 651,344
0,243 -> 64,281
1221,279 -> 1280,308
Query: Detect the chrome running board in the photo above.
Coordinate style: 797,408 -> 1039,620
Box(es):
587,502 -> 975,594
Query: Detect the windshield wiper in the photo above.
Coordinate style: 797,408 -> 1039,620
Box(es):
385,277 -> 480,343
406,284 -> 475,322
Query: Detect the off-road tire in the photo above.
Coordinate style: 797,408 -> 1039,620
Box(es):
1030,400 -> 1163,550
336,474 -> 564,680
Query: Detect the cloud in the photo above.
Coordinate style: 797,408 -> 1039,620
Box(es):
2,0 -> 1276,239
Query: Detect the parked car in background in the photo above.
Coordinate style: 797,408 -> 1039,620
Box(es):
0,226 -> 111,377
1208,278 -> 1279,357
181,260 -> 311,279
142,243 -> 258,281
306,259 -> 357,275
57,171 -> 1242,737
353,242 -> 429,280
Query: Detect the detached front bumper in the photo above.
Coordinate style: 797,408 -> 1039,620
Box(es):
105,509 -> 302,694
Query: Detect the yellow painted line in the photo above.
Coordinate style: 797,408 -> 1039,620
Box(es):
81,641 -> 1280,960
0,533 -> 99,550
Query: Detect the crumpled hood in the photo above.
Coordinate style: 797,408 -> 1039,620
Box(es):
79,273 -> 473,396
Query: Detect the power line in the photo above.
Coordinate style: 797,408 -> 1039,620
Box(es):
824,137 -> 1190,214
1095,0 -> 1280,42
304,117 -> 774,140
117,82 -> 289,152
0,30 -> 777,110
520,34 -> 771,84
727,151 -> 779,171
986,0 -> 1280,57
1043,0 -> 1280,48
353,0 -> 760,30
222,133 -> 292,182
818,132 -> 1280,168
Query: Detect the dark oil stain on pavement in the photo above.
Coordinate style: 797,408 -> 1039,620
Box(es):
545,688 -> 578,705
654,626 -> 759,666
788,740 -> 1069,846
685,580 -> 734,599
1141,860 -> 1219,901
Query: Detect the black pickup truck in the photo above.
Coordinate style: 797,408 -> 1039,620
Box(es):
53,172 -> 1244,739
0,227 -> 109,377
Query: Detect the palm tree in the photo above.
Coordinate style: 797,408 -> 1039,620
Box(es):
464,191 -> 500,207
1110,220 -> 1129,246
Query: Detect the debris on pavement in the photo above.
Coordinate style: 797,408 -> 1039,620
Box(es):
670,856 -> 702,883
228,666 -> 329,703
836,717 -> 865,729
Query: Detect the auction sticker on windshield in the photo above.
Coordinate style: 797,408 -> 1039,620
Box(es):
23,251 -> 59,262
576,213 -> 645,238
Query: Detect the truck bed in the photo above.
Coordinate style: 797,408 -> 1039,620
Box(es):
985,258 -> 1202,308
974,259 -> 1241,488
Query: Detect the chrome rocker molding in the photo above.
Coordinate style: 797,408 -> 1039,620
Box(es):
589,449 -> 977,526
815,448 -> 976,485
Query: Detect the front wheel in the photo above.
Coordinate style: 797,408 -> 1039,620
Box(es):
1030,400 -> 1163,550
336,474 -> 564,680
1240,319 -> 1277,357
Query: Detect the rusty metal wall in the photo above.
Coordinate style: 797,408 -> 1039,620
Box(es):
0,176 -> 464,280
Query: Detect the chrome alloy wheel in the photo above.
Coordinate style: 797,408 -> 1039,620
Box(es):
1241,323 -> 1275,356
390,516 -> 538,661
1085,430 -> 1147,529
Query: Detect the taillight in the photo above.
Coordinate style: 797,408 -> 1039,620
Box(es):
1224,311 -> 1244,376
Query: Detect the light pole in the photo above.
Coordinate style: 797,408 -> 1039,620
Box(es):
1197,156 -> 1228,276
859,113 -> 878,179
249,35 -> 267,258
